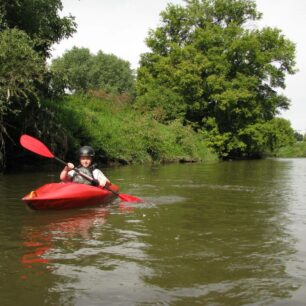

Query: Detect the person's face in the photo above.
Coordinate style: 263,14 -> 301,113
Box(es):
80,156 -> 92,168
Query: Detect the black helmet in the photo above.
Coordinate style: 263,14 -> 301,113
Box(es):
79,146 -> 95,157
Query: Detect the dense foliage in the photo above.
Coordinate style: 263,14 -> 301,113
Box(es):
0,29 -> 46,166
51,47 -> 135,95
0,0 -> 301,170
0,0 -> 76,58
136,0 -> 296,158
0,0 -> 76,168
275,140 -> 306,158
42,95 -> 217,164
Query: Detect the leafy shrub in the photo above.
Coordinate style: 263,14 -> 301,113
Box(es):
43,95 -> 217,164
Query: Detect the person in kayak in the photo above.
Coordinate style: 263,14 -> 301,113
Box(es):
60,146 -> 110,187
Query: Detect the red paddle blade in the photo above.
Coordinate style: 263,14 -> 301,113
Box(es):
118,193 -> 143,203
20,134 -> 54,158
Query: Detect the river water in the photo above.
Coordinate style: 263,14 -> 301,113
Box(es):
0,159 -> 306,305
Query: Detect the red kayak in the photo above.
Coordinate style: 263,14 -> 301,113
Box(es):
22,182 -> 119,210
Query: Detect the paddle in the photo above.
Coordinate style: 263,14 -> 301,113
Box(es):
20,134 -> 143,203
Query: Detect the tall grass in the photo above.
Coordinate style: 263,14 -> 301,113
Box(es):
43,95 -> 217,164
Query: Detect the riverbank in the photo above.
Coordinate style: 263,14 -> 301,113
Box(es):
5,92 -> 301,173
41,94 -> 218,165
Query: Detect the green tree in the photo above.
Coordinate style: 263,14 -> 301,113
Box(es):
51,47 -> 135,95
90,51 -> 135,94
51,47 -> 93,94
293,131 -> 303,142
136,0 -> 296,158
0,0 -> 76,58
0,0 -> 76,169
0,29 -> 45,166
237,118 -> 295,156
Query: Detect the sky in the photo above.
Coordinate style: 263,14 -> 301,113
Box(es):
51,0 -> 306,132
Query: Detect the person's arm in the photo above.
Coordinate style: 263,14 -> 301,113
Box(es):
60,163 -> 74,181
93,169 -> 110,187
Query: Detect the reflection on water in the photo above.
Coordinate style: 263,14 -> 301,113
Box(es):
21,208 -> 110,265
0,159 -> 306,305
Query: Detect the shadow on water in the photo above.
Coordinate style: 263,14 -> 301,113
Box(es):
0,159 -> 306,305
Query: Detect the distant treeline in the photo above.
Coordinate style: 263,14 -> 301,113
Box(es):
0,0 -> 300,171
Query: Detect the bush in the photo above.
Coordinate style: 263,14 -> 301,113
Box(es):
275,142 -> 306,158
42,94 -> 217,164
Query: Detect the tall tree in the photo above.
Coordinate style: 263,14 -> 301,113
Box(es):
0,29 -> 45,166
51,47 -> 93,94
0,0 -> 76,169
0,0 -> 76,58
51,47 -> 135,95
136,0 -> 296,158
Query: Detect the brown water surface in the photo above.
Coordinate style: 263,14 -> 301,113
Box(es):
0,159 -> 306,305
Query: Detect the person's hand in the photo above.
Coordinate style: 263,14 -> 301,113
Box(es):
67,162 -> 74,170
92,179 -> 100,186
104,181 -> 112,188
